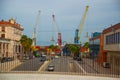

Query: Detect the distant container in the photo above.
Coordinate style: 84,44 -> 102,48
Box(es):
91,32 -> 101,38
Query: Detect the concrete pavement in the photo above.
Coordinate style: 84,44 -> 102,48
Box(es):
0,59 -> 21,72
0,73 -> 119,80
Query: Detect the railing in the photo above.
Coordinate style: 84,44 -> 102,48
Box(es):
0,56 -> 120,78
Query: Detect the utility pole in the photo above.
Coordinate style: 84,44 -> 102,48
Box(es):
32,10 -> 41,46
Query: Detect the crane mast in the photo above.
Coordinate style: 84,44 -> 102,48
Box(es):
52,14 -> 62,47
32,10 -> 41,46
74,5 -> 89,44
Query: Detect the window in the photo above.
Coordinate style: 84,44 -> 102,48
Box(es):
118,32 -> 120,43
115,33 -> 117,44
106,32 -> 120,45
106,35 -> 108,44
116,33 -> 118,44
2,27 -> 5,32
1,34 -> 5,38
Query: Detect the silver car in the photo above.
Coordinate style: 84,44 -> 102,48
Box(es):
47,65 -> 54,71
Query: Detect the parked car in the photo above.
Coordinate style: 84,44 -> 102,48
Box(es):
1,57 -> 8,63
47,65 -> 54,71
7,57 -> 14,61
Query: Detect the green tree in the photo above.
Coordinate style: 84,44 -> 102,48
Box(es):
68,44 -> 80,57
49,45 -> 58,51
20,35 -> 32,54
83,42 -> 90,48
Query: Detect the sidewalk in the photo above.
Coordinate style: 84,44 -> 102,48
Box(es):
0,59 -> 22,72
0,73 -> 119,80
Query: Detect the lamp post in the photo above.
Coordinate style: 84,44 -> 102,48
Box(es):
79,42 -> 82,58
92,40 -> 94,67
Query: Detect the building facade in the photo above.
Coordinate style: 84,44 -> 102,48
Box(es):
0,19 -> 24,59
102,23 -> 120,72
89,32 -> 101,59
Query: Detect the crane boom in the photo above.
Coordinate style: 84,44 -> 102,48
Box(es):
74,5 -> 89,44
52,14 -> 62,46
32,10 -> 41,46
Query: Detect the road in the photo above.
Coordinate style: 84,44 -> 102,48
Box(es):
78,60 -> 98,73
11,58 -> 44,71
46,57 -> 75,72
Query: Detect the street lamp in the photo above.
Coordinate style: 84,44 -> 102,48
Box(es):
92,39 -> 94,67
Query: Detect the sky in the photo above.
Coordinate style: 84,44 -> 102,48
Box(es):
0,0 -> 120,46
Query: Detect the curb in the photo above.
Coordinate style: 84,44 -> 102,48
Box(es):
38,60 -> 52,71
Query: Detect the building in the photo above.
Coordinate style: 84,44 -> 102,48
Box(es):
80,47 -> 89,58
62,44 -> 81,56
62,44 -> 71,56
102,23 -> 120,72
89,32 -> 101,59
0,19 -> 24,59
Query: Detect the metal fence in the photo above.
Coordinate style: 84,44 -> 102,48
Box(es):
0,56 -> 120,78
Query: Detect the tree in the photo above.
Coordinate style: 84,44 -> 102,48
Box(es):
20,35 -> 32,54
49,45 -> 58,51
68,44 -> 80,57
83,42 -> 90,48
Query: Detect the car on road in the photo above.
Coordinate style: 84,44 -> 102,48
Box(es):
73,56 -> 82,61
73,56 -> 77,60
25,56 -> 30,60
76,57 -> 82,61
47,65 -> 54,71
54,55 -> 59,58
40,56 -> 46,61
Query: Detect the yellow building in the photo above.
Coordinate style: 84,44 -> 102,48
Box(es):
0,19 -> 24,59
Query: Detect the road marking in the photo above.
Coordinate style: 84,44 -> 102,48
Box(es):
38,60 -> 51,71
75,61 -> 87,74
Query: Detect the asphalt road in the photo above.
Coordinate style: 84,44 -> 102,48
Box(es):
11,58 -> 44,71
78,60 -> 98,73
46,57 -> 72,72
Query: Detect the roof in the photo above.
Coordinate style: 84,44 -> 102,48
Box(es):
103,23 -> 120,34
0,19 -> 24,30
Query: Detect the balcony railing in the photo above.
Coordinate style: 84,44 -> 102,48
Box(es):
0,56 -> 119,78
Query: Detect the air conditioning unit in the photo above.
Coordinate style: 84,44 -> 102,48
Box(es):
103,62 -> 110,68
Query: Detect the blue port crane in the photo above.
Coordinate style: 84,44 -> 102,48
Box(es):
74,5 -> 89,44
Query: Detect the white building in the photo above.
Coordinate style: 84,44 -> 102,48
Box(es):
0,19 -> 24,59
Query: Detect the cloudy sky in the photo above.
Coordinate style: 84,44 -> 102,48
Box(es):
0,0 -> 120,46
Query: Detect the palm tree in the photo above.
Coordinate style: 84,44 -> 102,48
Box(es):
20,35 -> 32,54
68,44 -> 80,57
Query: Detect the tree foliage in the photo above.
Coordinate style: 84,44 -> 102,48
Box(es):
20,35 -> 32,53
49,45 -> 58,51
83,42 -> 90,48
68,44 -> 80,56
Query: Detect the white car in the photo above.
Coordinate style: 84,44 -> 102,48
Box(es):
47,65 -> 54,71
55,56 -> 59,58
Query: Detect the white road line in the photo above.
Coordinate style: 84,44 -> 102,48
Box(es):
75,61 -> 87,74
